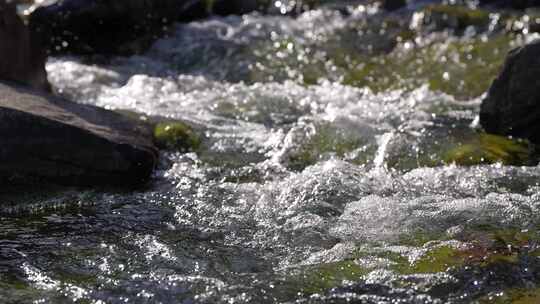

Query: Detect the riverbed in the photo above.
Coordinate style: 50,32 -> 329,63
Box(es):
2,2 -> 540,303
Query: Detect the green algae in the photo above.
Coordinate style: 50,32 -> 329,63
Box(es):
397,231 -> 450,247
248,13 -> 514,99
421,4 -> 491,31
444,133 -> 530,166
352,225 -> 540,280
113,110 -> 203,153
387,246 -> 466,275
384,126 -> 533,171
285,123 -> 374,171
153,121 -> 201,152
409,246 -> 465,273
0,281 -> 45,304
286,260 -> 369,295
348,243 -> 467,276
342,33 -> 514,99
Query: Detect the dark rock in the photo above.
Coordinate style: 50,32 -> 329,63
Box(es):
479,0 -> 540,9
0,1 -> 49,91
212,0 -> 263,16
29,0 -> 212,55
27,0 -> 327,55
419,4 -> 490,33
480,40 -> 540,144
382,0 -> 406,11
29,0 -> 282,55
0,81 -> 158,186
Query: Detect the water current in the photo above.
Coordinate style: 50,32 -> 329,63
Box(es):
3,2 -> 540,303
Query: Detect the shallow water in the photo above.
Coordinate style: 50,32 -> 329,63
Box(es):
3,2 -> 540,303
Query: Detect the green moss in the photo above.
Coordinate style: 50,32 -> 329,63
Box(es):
343,33 -> 514,99
0,283 -> 43,304
390,246 -> 466,274
397,29 -> 416,42
244,3 -> 516,99
350,245 -> 464,276
285,123 -> 372,171
466,226 -> 539,254
412,246 -> 465,273
423,5 -> 491,30
451,226 -> 537,266
153,122 -> 201,152
288,260 -> 369,295
397,231 -> 450,247
444,133 -> 530,166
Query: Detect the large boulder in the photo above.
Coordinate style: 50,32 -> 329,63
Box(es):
29,0 -> 274,55
0,81 -> 158,186
0,1 -> 49,91
29,0 -> 213,55
382,0 -> 406,11
480,40 -> 540,144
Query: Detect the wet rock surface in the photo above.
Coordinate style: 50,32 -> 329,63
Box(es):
0,81 -> 157,186
480,40 -> 540,144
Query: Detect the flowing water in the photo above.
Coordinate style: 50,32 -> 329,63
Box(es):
3,2 -> 540,303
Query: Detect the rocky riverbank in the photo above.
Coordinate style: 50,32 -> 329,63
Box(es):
0,2 -> 157,186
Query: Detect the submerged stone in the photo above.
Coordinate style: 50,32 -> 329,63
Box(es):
277,121 -> 374,171
444,133 -> 531,166
396,245 -> 466,274
480,40 -> 540,144
0,81 -> 157,186
286,261 -> 368,295
420,4 -> 491,32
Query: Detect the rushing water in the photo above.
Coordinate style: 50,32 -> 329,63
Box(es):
3,2 -> 540,303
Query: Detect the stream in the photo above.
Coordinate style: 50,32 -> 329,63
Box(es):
3,1 -> 540,303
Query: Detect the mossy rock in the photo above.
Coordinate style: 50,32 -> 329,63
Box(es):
286,260 -> 369,295
422,4 -> 491,31
444,133 -> 530,166
388,245 -> 466,275
462,225 -> 540,253
153,121 -> 201,152
341,33 -> 514,99
246,5 -> 512,99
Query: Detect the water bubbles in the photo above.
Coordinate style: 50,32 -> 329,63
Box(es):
443,72 -> 450,81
